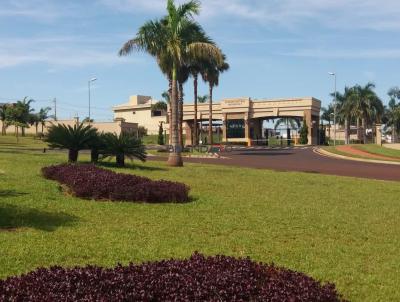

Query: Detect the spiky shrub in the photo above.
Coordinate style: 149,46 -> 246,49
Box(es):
87,132 -> 107,163
0,252 -> 346,301
42,164 -> 189,203
101,132 -> 147,167
45,123 -> 98,162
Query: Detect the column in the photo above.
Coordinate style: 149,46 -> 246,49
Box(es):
244,114 -> 251,146
376,124 -> 382,146
304,110 -> 312,145
222,113 -> 228,143
185,122 -> 193,146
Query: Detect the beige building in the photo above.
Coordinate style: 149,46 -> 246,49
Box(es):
183,97 -> 321,146
113,95 -> 167,135
113,95 -> 321,146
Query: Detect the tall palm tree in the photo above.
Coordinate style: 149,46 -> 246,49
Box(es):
321,105 -> 334,140
119,0 -> 222,166
201,54 -> 229,145
177,66 -> 190,147
15,97 -> 34,137
274,118 -> 300,130
333,87 -> 355,145
351,83 -> 383,144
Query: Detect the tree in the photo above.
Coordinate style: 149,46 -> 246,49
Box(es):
152,101 -> 168,112
87,132 -> 107,163
384,87 -> 400,143
333,87 -> 355,145
15,97 -> 35,137
101,133 -> 147,167
197,95 -> 208,103
299,120 -> 308,145
351,83 -> 383,144
274,118 -> 300,130
320,105 -> 334,140
119,0 -> 222,166
45,123 -> 98,162
0,104 -> 9,135
201,54 -> 229,145
158,122 -> 165,145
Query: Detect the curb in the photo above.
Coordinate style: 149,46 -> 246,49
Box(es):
314,148 -> 400,166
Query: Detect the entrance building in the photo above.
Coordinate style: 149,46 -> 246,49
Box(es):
181,97 -> 321,146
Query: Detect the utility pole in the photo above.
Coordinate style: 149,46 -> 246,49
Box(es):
53,98 -> 57,121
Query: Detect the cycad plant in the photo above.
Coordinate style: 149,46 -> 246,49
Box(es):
45,123 -> 98,162
101,133 -> 147,167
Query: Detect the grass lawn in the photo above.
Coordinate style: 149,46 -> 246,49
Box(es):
323,145 -> 400,162
353,144 -> 400,159
1,137 -> 400,301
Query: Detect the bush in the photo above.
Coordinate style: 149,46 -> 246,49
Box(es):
42,164 -> 189,203
299,120 -> 309,145
0,253 -> 346,302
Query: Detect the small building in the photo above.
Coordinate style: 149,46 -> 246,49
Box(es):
112,95 -> 167,135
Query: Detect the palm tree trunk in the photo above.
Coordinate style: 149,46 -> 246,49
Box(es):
68,149 -> 78,162
361,117 -> 367,144
178,82 -> 184,148
357,118 -> 362,142
193,74 -> 198,145
344,118 -> 349,144
208,84 -> 213,145
168,78 -> 172,145
91,149 -> 99,163
167,65 -> 183,167
35,123 -> 38,136
392,127 -> 397,143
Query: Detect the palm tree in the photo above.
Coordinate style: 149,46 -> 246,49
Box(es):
119,0 -> 222,166
0,104 -> 9,135
274,118 -> 300,130
384,88 -> 400,143
351,83 -> 383,144
321,105 -> 334,140
197,95 -> 208,103
201,54 -> 229,145
15,97 -> 34,137
101,133 -> 147,167
333,87 -> 355,145
45,123 -> 98,162
177,66 -> 190,147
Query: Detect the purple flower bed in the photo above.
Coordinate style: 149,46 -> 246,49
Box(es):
42,164 -> 190,203
0,253 -> 346,302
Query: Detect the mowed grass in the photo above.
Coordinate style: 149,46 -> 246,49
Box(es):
1,137 -> 400,301
323,144 -> 400,162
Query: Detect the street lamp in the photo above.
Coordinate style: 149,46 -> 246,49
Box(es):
328,72 -> 337,146
88,77 -> 97,123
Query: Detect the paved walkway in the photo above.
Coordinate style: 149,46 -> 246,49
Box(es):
336,145 -> 400,161
150,147 -> 400,181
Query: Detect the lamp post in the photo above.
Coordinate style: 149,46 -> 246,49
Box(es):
88,77 -> 97,123
328,72 -> 337,146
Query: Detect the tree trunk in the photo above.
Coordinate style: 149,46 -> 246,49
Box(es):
344,118 -> 349,144
35,124 -> 38,136
22,127 -> 25,137
168,78 -> 172,145
178,82 -> 184,148
91,149 -> 99,163
361,117 -> 367,144
193,74 -> 198,145
41,123 -> 44,134
116,153 -> 125,167
167,65 -> 183,167
208,84 -> 213,145
392,127 -> 397,143
68,149 -> 78,163
357,118 -> 362,142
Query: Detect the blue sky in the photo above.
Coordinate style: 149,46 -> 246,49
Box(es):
1,0 -> 400,120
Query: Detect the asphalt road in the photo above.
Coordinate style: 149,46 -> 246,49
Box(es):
151,147 -> 400,181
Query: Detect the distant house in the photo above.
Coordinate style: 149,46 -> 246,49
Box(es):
112,95 -> 168,135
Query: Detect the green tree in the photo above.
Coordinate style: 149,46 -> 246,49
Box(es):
101,133 -> 147,167
197,95 -> 208,103
274,118 -> 300,130
0,104 -> 9,135
87,132 -> 107,163
158,122 -> 165,145
45,123 -> 98,162
299,120 -> 308,145
201,54 -> 229,145
351,83 -> 383,144
384,87 -> 400,143
119,0 -> 222,166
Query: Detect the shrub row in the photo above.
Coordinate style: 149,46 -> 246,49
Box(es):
42,164 -> 190,203
0,253 -> 346,302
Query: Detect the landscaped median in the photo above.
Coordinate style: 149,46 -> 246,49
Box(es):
317,144 -> 400,165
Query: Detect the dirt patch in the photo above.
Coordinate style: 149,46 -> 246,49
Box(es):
337,145 -> 400,161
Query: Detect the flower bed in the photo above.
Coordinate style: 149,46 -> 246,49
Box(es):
42,164 -> 190,203
0,253 -> 346,301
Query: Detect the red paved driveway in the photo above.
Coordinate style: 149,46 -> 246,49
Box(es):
151,147 -> 400,181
